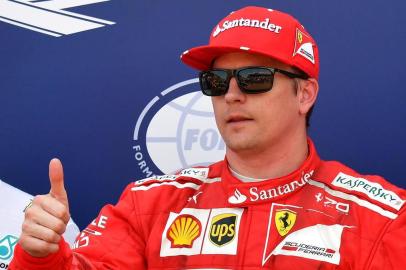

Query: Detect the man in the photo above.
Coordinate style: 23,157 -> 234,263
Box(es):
0,179 -> 79,269
10,6 -> 406,270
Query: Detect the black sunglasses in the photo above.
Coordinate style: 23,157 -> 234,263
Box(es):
199,66 -> 308,96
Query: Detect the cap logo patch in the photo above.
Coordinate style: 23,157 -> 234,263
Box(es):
293,28 -> 315,64
213,18 -> 282,38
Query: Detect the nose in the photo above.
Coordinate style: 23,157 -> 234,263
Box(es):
224,77 -> 246,104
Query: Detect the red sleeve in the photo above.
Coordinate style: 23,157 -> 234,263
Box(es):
367,208 -> 406,270
10,183 -> 147,270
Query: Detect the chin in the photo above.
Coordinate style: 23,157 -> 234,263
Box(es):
224,137 -> 259,152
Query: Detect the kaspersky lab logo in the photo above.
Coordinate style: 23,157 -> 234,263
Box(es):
133,78 -> 225,178
0,0 -> 115,37
0,235 -> 18,261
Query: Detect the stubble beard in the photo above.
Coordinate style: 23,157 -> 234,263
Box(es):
222,129 -> 263,154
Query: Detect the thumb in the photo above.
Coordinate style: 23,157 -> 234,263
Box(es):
49,158 -> 69,209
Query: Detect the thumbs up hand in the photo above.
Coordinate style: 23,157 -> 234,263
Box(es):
19,158 -> 71,257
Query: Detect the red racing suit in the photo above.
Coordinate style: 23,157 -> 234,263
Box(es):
10,140 -> 406,269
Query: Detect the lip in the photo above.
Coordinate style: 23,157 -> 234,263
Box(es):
226,114 -> 253,124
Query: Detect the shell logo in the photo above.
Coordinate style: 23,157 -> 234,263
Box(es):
167,214 -> 202,248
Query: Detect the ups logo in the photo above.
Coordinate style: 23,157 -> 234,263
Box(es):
209,213 -> 237,246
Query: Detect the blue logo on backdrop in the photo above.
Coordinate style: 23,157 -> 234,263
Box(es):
0,0 -> 115,37
0,235 -> 18,261
133,79 -> 225,178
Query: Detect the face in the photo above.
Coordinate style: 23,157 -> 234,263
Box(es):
211,52 -> 304,154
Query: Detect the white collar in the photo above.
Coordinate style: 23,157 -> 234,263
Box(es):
229,166 -> 267,182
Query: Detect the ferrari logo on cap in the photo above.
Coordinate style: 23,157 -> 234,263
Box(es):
275,209 -> 297,236
297,31 -> 303,44
293,28 -> 315,64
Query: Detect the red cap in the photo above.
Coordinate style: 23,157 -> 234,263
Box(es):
181,6 -> 319,79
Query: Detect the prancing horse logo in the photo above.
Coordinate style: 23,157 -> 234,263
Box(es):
275,209 -> 297,237
279,212 -> 291,228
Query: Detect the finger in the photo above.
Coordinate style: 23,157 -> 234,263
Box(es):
49,158 -> 69,209
26,203 -> 67,235
19,235 -> 59,258
36,195 -> 70,224
22,220 -> 61,244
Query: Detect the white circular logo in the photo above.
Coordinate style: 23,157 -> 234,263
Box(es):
133,79 -> 225,177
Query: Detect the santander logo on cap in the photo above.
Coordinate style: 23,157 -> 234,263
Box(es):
213,17 -> 283,38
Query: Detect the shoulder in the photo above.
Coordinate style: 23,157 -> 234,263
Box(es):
122,165 -> 222,212
131,166 -> 218,192
313,160 -> 405,214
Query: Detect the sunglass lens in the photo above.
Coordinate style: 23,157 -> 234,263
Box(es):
200,70 -> 228,96
237,68 -> 274,92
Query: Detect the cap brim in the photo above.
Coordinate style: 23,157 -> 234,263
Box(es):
181,45 -> 238,70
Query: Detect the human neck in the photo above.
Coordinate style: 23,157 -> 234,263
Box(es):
226,132 -> 309,180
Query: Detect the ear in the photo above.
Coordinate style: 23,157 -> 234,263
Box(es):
297,78 -> 319,115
